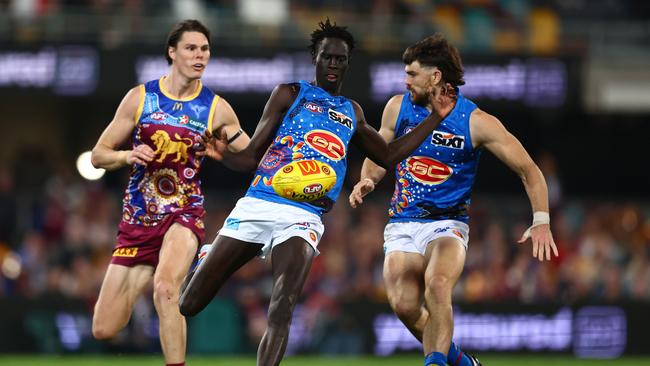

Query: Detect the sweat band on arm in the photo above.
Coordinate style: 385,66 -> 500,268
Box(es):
227,129 -> 244,144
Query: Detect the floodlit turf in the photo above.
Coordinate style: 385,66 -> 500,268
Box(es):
0,355 -> 647,366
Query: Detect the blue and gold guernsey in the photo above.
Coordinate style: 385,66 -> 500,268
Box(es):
389,92 -> 480,224
121,77 -> 218,227
246,80 -> 357,215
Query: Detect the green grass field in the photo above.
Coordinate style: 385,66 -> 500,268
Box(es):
0,355 -> 646,365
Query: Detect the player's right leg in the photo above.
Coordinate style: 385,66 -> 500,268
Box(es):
92,263 -> 153,339
383,251 -> 428,340
179,234 -> 262,316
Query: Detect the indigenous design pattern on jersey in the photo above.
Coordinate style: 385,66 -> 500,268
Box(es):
121,78 -> 218,226
389,92 -> 480,223
246,80 -> 357,215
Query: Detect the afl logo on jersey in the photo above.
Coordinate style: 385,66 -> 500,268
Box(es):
406,156 -> 453,185
304,102 -> 323,114
328,109 -> 353,129
150,112 -> 167,121
432,130 -> 465,149
305,130 -> 346,161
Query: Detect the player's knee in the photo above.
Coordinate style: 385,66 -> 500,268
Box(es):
267,295 -> 295,327
424,274 -> 453,303
392,300 -> 421,322
153,277 -> 179,308
92,319 -> 118,340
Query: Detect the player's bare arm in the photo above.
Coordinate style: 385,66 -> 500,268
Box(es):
470,109 -> 559,261
214,83 -> 298,172
195,97 -> 252,160
91,86 -> 155,170
349,94 -> 401,208
350,95 -> 449,170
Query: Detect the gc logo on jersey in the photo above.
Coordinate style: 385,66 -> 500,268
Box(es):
406,156 -> 453,185
432,130 -> 465,149
305,130 -> 346,161
328,109 -> 353,129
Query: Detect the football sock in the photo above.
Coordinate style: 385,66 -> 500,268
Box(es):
166,363 -> 185,366
448,341 -> 473,366
424,351 -> 446,366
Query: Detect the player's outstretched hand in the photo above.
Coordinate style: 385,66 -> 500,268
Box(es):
517,224 -> 559,261
195,128 -> 227,160
126,144 -> 155,166
349,178 -> 375,208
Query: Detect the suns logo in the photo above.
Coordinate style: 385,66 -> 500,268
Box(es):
304,130 -> 346,161
406,156 -> 453,185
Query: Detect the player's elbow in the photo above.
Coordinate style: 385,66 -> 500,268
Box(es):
90,147 -> 103,169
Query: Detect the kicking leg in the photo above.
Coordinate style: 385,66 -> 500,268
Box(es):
179,234 -> 262,316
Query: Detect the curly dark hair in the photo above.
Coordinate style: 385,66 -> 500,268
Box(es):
308,18 -> 355,62
402,33 -> 465,88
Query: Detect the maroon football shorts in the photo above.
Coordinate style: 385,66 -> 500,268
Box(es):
111,209 -> 205,268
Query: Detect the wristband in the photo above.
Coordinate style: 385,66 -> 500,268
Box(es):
521,211 -> 550,240
227,129 -> 244,144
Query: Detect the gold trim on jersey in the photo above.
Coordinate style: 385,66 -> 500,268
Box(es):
207,95 -> 220,133
158,77 -> 203,101
134,84 -> 145,125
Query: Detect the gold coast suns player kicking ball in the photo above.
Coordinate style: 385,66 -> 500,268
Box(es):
179,19 -> 455,366
90,20 -> 249,366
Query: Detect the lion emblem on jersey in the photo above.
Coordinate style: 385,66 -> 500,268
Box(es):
150,130 -> 193,164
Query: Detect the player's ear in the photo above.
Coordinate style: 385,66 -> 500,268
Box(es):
430,68 -> 442,86
168,46 -> 176,62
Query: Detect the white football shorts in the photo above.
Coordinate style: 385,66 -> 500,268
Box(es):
383,220 -> 469,255
218,197 -> 324,258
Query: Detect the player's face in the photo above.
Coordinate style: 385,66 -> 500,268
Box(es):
314,37 -> 350,94
169,31 -> 210,80
405,61 -> 437,106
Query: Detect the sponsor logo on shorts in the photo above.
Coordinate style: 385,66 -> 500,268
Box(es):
225,218 -> 240,230
309,231 -> 317,242
452,229 -> 464,239
328,109 -> 353,129
434,227 -> 451,233
113,247 -> 138,257
431,130 -> 465,149
304,102 -> 323,114
195,219 -> 204,230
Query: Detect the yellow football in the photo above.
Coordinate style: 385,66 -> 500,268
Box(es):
271,160 -> 337,202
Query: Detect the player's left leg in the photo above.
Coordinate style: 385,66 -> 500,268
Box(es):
422,237 -> 466,366
257,237 -> 315,366
154,223 -> 199,365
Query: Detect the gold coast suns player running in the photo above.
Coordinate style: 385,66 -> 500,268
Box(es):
179,19 -> 455,366
90,20 -> 249,366
349,34 -> 559,366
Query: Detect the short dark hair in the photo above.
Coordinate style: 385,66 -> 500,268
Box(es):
308,18 -> 355,62
402,33 -> 465,87
165,19 -> 211,65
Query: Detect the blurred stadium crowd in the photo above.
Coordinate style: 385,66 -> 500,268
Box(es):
2,0 -> 649,53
